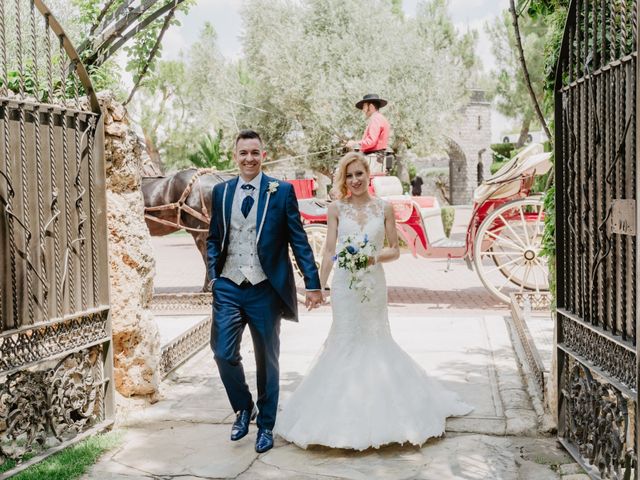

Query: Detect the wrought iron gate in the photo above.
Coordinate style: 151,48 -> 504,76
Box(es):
0,0 -> 112,473
555,0 -> 638,478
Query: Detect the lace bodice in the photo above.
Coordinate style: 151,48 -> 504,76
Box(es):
336,197 -> 386,254
328,196 -> 390,338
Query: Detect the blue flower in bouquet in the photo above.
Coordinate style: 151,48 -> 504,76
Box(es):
346,245 -> 358,254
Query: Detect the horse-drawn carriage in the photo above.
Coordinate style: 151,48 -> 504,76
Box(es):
294,143 -> 552,302
142,143 -> 551,303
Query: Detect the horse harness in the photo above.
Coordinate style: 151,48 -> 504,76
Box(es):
144,168 -> 217,233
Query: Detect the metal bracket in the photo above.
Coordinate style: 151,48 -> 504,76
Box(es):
610,199 -> 636,236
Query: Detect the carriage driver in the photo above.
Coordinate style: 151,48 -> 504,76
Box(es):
346,93 -> 391,174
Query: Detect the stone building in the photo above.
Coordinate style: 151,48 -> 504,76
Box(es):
447,89 -> 492,205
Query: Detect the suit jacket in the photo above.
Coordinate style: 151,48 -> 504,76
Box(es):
206,174 -> 321,321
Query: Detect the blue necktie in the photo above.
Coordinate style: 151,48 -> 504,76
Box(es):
241,184 -> 255,218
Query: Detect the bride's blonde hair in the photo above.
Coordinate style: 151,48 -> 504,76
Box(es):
331,152 -> 370,199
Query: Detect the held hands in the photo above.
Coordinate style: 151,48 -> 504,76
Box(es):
305,290 -> 324,310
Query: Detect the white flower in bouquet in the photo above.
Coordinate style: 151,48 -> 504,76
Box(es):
333,234 -> 376,302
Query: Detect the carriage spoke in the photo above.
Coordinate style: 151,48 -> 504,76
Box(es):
485,229 -> 524,251
498,214 -> 528,249
482,256 -> 522,275
480,250 -> 522,257
529,265 -> 539,293
519,207 -> 531,247
496,263 -> 523,293
529,223 -> 543,246
519,264 -> 532,293
532,265 -> 541,294
531,206 -> 544,241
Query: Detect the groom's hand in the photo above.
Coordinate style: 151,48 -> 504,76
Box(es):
305,290 -> 323,310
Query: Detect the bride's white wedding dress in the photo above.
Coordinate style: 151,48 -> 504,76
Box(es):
274,198 -> 472,450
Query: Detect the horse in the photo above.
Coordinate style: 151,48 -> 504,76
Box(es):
142,168 -> 234,291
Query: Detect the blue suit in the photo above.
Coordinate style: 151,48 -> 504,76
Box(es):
206,174 -> 320,430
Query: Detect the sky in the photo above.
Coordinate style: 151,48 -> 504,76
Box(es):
156,0 -> 513,140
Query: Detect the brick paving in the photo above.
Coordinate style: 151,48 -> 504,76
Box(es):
385,256 -> 506,312
151,208 -> 508,314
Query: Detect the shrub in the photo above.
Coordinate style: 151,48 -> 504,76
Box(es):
491,142 -> 515,163
441,206 -> 455,237
490,142 -> 516,175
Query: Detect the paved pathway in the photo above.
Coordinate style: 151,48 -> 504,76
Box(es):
86,309 -> 582,479
84,226 -> 587,479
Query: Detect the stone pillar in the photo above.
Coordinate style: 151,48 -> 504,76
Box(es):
100,92 -> 160,399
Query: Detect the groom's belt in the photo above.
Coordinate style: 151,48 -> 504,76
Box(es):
239,279 -> 268,288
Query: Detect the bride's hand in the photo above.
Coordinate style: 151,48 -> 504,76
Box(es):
367,256 -> 377,267
321,288 -> 329,304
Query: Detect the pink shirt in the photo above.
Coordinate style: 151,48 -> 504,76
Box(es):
360,111 -> 390,153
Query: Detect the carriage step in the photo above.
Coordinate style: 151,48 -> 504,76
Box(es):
431,238 -> 465,249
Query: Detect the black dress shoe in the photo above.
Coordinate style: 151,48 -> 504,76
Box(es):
230,405 -> 257,441
255,428 -> 274,453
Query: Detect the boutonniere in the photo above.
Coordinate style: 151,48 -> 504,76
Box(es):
267,181 -> 279,194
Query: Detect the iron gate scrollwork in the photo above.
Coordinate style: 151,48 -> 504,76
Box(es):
0,0 -> 112,473
555,0 -> 638,478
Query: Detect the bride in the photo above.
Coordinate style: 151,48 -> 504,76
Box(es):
274,152 -> 472,450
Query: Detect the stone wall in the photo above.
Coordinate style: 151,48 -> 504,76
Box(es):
100,92 -> 160,399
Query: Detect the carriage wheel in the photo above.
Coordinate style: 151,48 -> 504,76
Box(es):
291,224 -> 330,303
473,198 -> 549,303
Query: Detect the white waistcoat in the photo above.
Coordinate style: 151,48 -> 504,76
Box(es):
221,194 -> 267,285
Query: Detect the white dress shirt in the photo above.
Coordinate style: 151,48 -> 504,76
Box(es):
234,172 -> 262,215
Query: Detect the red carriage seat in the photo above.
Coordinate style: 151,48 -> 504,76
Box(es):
286,179 -> 315,199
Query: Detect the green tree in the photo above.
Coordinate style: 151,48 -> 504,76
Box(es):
523,0 -> 569,302
239,0 -> 478,174
188,130 -> 234,170
133,23 -> 242,170
134,59 -> 189,169
526,0 -> 569,114
487,8 -> 550,146
63,0 -> 196,102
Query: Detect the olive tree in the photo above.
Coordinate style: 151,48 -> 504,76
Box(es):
238,0 -> 478,174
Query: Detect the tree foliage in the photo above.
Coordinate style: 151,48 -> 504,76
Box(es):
523,0 -> 568,301
134,0 -> 478,174
62,0 -> 196,101
133,23 -> 242,170
237,0 -> 478,174
487,7 -> 550,145
187,130 -> 234,170
526,0 -> 569,114
487,0 -> 568,130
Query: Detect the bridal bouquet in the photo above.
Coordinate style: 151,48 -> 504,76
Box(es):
334,234 -> 376,302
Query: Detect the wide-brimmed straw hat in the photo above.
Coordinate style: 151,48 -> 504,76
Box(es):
355,93 -> 388,110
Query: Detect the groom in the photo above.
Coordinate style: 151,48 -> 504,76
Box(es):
206,129 -> 323,453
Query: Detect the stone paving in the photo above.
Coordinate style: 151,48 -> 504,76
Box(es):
85,310 -> 583,479
82,226 -> 588,479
